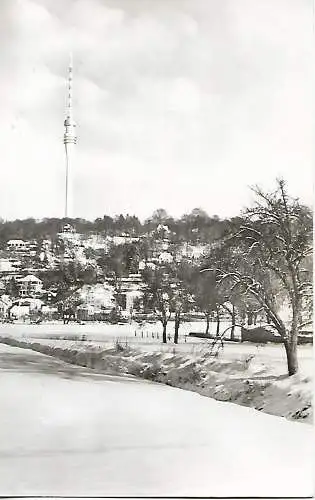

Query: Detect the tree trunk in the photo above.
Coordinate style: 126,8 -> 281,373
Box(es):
247,312 -> 253,326
174,313 -> 180,344
205,313 -> 210,335
216,308 -> 220,337
162,321 -> 167,344
230,304 -> 236,341
284,337 -> 298,376
283,292 -> 300,375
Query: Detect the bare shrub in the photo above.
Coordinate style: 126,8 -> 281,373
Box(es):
140,361 -> 162,380
114,338 -> 129,353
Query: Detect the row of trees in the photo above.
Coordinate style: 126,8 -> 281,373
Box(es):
0,208 -> 228,247
140,262 -> 244,345
140,181 -> 312,376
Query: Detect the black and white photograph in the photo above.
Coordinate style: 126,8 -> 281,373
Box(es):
0,0 -> 313,497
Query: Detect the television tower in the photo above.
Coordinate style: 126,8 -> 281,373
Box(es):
63,53 -> 77,219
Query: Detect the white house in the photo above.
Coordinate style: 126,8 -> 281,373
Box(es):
17,275 -> 43,297
7,240 -> 29,252
76,283 -> 116,320
79,283 -> 116,311
0,258 -> 22,274
158,251 -> 174,264
10,298 -> 43,320
0,259 -> 14,273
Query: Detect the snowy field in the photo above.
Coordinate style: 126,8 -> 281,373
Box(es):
0,321 -> 313,378
0,318 -> 243,341
0,343 -> 313,497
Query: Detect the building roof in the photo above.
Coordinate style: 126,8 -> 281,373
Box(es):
7,239 -> 26,245
19,274 -> 42,283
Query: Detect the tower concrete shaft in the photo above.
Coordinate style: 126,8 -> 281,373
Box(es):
63,53 -> 77,219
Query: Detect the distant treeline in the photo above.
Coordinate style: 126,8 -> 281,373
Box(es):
0,208 -> 240,246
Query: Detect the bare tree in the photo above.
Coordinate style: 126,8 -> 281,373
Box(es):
202,180 -> 312,375
187,269 -> 212,334
170,285 -> 194,344
168,263 -> 195,344
141,267 -> 172,343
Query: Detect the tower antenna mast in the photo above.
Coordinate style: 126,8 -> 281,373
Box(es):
63,52 -> 77,220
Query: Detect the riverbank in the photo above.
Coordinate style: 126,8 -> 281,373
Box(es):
0,331 -> 312,424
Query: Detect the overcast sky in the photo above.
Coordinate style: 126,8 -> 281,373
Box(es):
0,0 -> 313,221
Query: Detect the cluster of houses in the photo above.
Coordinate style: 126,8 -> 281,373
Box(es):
0,225 -> 209,323
74,276 -> 144,322
0,265 -> 46,322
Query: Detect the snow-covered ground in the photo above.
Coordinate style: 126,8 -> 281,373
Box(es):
0,322 -> 313,423
0,343 -> 313,497
0,321 -> 312,377
0,319 -> 243,341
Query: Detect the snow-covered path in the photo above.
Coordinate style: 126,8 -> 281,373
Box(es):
0,343 -> 313,497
